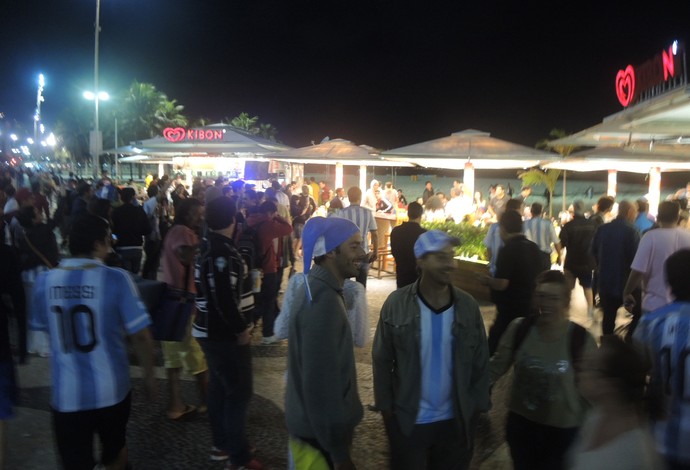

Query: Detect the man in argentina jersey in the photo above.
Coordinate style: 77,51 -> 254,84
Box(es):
633,248 -> 690,469
30,214 -> 155,470
373,230 -> 490,470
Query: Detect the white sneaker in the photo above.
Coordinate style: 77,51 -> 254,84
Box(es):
260,335 -> 282,345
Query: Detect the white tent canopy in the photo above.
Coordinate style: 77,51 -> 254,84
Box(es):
265,138 -> 414,190
542,146 -> 690,174
381,129 -> 560,168
381,129 -> 560,195
549,86 -> 690,148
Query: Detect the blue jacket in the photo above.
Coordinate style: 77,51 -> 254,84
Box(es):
591,217 -> 640,297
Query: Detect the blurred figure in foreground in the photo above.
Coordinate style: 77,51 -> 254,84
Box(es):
633,248 -> 690,470
566,336 -> 662,469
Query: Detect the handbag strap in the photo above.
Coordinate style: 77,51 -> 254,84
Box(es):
182,260 -> 191,293
24,235 -> 55,269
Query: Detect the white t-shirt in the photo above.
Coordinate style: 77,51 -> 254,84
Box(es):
631,227 -> 690,311
567,411 -> 663,470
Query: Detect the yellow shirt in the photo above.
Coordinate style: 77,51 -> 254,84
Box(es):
309,182 -> 321,205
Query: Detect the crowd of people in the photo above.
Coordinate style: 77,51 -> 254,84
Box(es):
1,166 -> 690,469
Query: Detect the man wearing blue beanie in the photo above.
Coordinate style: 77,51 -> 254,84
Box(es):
285,216 -> 366,469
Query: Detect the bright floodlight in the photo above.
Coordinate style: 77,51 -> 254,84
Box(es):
27,138 -> 34,145
46,133 -> 56,146
83,90 -> 110,100
38,74 -> 45,87
10,134 -> 17,141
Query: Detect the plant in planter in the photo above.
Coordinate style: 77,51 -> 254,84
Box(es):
420,220 -> 488,261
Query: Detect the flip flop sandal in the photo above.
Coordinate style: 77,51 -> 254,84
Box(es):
167,404 -> 197,421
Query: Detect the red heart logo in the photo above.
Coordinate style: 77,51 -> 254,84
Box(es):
615,65 -> 635,107
163,127 -> 186,142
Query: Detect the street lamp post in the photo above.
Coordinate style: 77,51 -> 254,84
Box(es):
84,91 -> 109,176
90,0 -> 102,178
34,73 -> 45,157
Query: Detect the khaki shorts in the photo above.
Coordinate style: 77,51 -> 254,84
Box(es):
160,319 -> 207,374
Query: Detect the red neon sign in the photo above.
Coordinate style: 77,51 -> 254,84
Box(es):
163,127 -> 224,142
662,46 -> 675,80
616,65 -> 636,107
615,43 -> 681,107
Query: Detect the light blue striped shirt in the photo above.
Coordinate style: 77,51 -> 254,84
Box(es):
336,205 -> 377,254
634,301 -> 690,464
483,222 -> 503,276
523,217 -> 559,253
416,297 -> 455,424
30,258 -> 151,412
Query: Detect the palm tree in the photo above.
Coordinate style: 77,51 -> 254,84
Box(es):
518,167 -> 561,216
228,112 -> 259,133
537,128 -> 577,158
153,98 -> 188,134
53,106 -> 91,167
190,116 -> 213,128
117,81 -> 166,143
518,129 -> 581,216
258,123 -> 278,141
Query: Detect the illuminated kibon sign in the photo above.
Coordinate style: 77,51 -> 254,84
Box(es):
163,127 -> 225,142
615,41 -> 686,107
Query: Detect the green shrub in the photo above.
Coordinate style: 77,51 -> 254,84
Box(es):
420,221 -> 489,261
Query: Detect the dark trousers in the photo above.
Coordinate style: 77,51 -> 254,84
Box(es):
600,294 -> 623,336
198,339 -> 253,466
625,288 -> 643,342
115,247 -> 142,275
355,261 -> 371,288
600,289 -> 641,339
505,412 -> 578,470
666,459 -> 690,470
488,301 -> 520,356
255,272 -> 279,337
384,416 -> 472,470
141,238 -> 162,280
52,392 -> 131,470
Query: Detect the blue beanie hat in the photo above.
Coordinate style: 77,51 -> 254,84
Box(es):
301,216 -> 359,275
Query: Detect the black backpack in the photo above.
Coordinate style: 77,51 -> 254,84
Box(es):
512,316 -> 587,375
235,221 -> 265,271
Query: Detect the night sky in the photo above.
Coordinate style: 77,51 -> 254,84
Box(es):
2,1 -> 689,150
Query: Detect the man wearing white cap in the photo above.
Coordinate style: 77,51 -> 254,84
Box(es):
373,230 -> 490,470
285,216 -> 366,470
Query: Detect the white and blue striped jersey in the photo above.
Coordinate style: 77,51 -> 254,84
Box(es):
336,205 -> 377,254
30,258 -> 151,412
416,297 -> 455,424
634,301 -> 690,464
524,217 -> 559,254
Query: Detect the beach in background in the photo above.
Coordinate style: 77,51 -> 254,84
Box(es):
305,166 -> 690,214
